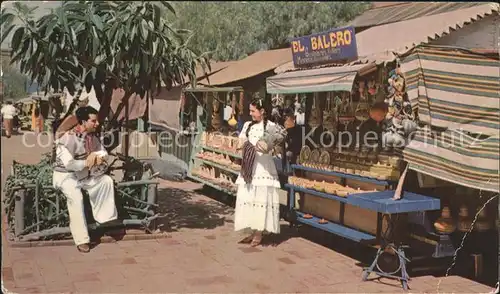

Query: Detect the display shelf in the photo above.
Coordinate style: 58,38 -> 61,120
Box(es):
194,158 -> 240,176
295,211 -> 376,243
189,174 -> 236,196
291,164 -> 395,186
286,184 -> 440,214
201,146 -> 242,159
285,184 -> 349,203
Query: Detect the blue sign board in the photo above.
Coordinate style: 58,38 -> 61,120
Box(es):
290,26 -> 358,67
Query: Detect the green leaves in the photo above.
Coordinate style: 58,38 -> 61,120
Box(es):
1,66 -> 29,100
172,2 -> 370,61
2,0 -> 209,117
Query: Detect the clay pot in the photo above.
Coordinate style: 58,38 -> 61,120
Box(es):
458,205 -> 472,232
434,206 -> 456,234
474,208 -> 491,232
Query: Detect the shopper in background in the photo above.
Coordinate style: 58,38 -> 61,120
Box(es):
1,100 -> 18,138
31,100 -> 44,133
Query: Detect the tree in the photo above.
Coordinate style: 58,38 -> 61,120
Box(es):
1,1 -> 210,124
172,2 -> 370,61
1,66 -> 28,100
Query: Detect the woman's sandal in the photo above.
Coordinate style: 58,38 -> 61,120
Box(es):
238,235 -> 254,244
250,234 -> 263,247
77,244 -> 90,253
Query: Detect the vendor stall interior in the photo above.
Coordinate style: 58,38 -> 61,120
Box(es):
184,86 -> 246,198
268,62 -> 441,290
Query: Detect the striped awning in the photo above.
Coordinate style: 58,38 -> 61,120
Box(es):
400,45 -> 500,136
399,45 -> 499,192
404,128 -> 499,193
266,63 -> 375,94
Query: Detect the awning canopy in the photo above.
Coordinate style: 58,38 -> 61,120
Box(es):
266,63 -> 375,94
183,86 -> 243,93
349,2 -> 489,29
197,48 -> 292,86
404,128 -> 499,193
400,45 -> 499,192
400,44 -> 500,136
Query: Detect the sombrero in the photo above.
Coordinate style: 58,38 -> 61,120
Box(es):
55,115 -> 78,139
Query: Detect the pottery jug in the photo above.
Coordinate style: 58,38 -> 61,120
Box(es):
228,115 -> 237,127
434,206 -> 456,234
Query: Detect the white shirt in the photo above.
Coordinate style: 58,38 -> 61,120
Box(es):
235,120 -> 280,188
223,105 -> 233,121
55,142 -> 108,188
1,105 -> 18,119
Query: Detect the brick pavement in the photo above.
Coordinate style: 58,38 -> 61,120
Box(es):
1,134 -> 496,293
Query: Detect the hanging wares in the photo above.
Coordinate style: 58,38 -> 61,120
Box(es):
338,92 -> 355,129
211,92 -> 222,131
355,80 -> 370,124
228,92 -> 238,128
323,92 -> 337,132
308,93 -> 321,128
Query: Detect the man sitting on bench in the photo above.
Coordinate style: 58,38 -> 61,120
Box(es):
53,106 -> 118,253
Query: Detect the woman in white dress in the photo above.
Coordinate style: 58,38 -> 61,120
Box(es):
234,99 -> 281,247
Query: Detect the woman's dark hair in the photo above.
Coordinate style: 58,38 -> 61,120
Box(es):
283,107 -> 295,119
75,106 -> 99,124
246,99 -> 268,137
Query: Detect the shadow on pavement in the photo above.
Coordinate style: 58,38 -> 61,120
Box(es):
261,224 -> 298,247
155,187 -> 233,232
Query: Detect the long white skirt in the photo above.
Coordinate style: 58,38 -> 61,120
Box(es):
234,184 -> 280,234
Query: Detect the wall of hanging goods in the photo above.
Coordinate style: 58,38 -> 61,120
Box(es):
184,87 -> 247,197
267,63 -> 443,290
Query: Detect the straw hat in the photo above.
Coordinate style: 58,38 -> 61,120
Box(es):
55,115 -> 78,139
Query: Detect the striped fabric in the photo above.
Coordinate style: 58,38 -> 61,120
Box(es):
404,128 -> 499,193
400,45 -> 499,135
266,64 -> 374,94
241,141 -> 257,184
399,45 -> 499,192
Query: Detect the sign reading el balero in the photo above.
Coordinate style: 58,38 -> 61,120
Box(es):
290,26 -> 358,67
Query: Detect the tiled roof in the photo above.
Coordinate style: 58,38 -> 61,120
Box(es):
349,2 -> 493,28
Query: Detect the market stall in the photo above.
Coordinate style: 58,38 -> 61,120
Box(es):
266,26 -> 442,290
184,86 -> 246,197
398,44 -> 500,284
12,95 -> 55,132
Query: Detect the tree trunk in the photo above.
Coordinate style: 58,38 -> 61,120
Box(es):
96,84 -> 114,127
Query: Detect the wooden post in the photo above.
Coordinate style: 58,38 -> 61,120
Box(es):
497,201 -> 500,292
137,118 -> 145,132
124,95 -> 129,158
14,190 -> 25,237
137,91 -> 149,132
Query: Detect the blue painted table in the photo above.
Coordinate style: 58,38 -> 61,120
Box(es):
287,164 -> 441,290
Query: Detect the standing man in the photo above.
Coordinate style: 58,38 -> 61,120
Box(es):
1,100 -> 18,138
53,106 -> 118,253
